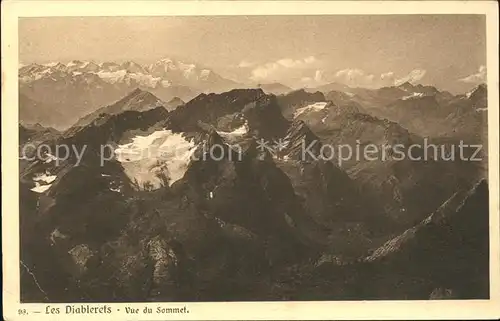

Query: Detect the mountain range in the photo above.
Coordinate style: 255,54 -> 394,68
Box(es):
19,58 -> 239,129
18,60 -> 489,302
19,59 -> 487,138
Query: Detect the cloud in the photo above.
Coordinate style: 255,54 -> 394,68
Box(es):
380,71 -> 395,80
394,69 -> 427,86
298,70 -> 326,88
333,68 -> 375,87
459,65 -> 486,83
238,60 -> 256,68
250,56 -> 320,82
245,57 -> 428,89
379,72 -> 396,87
316,68 -> 428,88
304,56 -> 316,64
314,70 -> 323,82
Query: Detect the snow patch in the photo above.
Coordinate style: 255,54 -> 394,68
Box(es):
294,102 -> 329,118
465,86 -> 482,99
31,183 -> 52,193
96,70 -> 127,83
115,130 -> 197,189
401,92 -> 424,100
96,69 -> 164,88
216,123 -> 249,141
33,173 -> 57,184
200,69 -> 212,80
44,153 -> 60,163
50,229 -> 68,245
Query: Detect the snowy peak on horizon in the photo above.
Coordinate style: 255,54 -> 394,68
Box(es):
19,59 -> 480,98
463,83 -> 487,111
19,57 -> 237,91
146,58 -> 227,86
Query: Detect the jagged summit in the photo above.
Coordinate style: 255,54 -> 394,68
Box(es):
164,96 -> 185,111
257,82 -> 292,95
276,89 -> 327,120
167,88 -> 269,133
121,88 -> 161,104
474,83 -> 487,91
364,179 -> 489,263
285,88 -> 325,99
466,83 -> 487,104
168,96 -> 184,104
71,88 -> 164,128
98,88 -> 164,113
397,81 -> 414,91
127,87 -> 147,96
120,61 -> 145,73
279,120 -> 322,161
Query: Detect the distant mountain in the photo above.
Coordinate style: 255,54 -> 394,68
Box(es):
310,82 -> 352,94
19,123 -> 59,144
19,123 -> 59,154
461,83 -> 487,110
20,58 -> 238,92
19,68 -> 127,129
324,90 -> 360,107
308,82 -> 486,141
313,82 -> 453,112
147,58 -> 238,92
276,89 -> 327,120
381,83 -> 487,140
72,88 -> 166,128
165,97 -> 185,110
290,96 -> 482,226
257,83 -> 293,95
19,93 -> 66,129
19,58 -> 241,129
19,123 -> 60,174
397,81 -> 440,95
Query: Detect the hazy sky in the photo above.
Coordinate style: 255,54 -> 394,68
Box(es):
19,15 -> 486,93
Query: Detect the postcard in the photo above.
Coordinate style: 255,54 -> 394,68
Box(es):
2,1 -> 499,319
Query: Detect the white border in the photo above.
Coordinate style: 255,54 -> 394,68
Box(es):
2,1 -> 499,320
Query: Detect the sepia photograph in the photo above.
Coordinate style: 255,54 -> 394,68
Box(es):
2,1 -> 500,320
